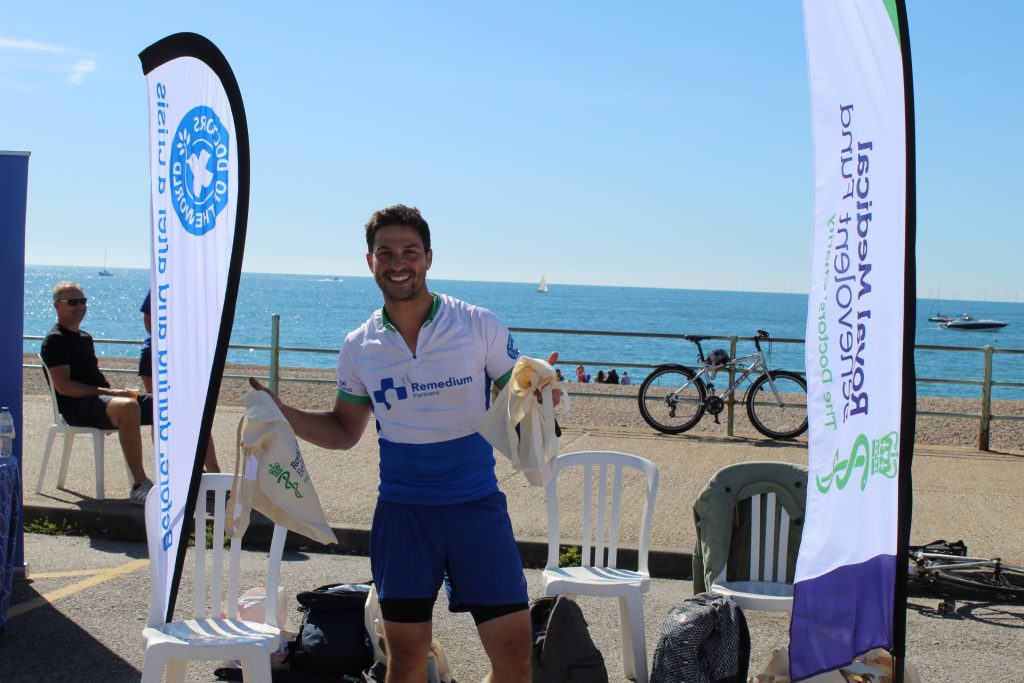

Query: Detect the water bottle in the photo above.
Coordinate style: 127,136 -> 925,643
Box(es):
0,407 -> 13,458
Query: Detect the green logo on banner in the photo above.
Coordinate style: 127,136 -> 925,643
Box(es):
815,431 -> 899,493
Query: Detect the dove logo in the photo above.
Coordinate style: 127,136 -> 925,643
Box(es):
169,106 -> 230,236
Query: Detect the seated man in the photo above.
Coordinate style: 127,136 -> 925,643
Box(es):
140,289 -> 220,474
40,281 -> 153,505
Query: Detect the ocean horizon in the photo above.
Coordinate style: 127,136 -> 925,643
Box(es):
22,265 -> 1024,400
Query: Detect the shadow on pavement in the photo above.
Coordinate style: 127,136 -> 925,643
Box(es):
1,581 -> 140,682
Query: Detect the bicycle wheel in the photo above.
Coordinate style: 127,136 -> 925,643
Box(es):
921,561 -> 1024,603
745,370 -> 808,439
638,365 -> 706,434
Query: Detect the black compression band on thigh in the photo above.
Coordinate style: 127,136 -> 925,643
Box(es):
379,597 -> 436,624
466,602 -> 529,626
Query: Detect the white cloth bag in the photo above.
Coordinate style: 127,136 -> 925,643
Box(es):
228,391 -> 337,546
476,355 -> 561,486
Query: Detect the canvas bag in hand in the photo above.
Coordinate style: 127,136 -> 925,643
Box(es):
228,390 -> 337,546
476,355 -> 561,486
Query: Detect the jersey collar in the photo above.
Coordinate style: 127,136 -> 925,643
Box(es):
381,292 -> 440,332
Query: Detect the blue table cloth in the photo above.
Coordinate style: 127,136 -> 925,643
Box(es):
0,457 -> 21,632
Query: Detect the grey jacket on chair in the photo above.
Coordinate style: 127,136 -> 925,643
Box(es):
692,461 -> 808,593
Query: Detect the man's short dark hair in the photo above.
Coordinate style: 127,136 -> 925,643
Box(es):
365,204 -> 431,252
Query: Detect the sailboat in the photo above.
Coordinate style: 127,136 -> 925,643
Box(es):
927,286 -> 949,322
537,275 -> 548,293
98,250 -> 113,277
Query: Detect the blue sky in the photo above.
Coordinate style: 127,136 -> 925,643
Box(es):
2,1 -> 1021,300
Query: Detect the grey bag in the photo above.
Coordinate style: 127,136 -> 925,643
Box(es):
650,593 -> 749,683
530,596 -> 608,683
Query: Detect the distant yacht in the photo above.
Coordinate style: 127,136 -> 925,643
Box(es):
537,275 -> 548,293
98,250 -> 113,277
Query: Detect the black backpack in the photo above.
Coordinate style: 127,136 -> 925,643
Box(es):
650,593 -> 750,683
286,582 -> 375,677
530,596 -> 608,683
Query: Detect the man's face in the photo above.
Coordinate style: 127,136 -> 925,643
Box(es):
54,287 -> 88,328
366,224 -> 432,303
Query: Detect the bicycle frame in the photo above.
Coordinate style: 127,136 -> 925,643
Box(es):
693,350 -> 765,401
683,332 -> 781,404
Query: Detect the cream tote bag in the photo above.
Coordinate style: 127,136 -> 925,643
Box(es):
228,391 -> 337,546
477,355 -> 563,486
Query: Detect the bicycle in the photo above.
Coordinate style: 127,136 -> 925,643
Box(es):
908,540 -> 1024,611
636,330 -> 808,440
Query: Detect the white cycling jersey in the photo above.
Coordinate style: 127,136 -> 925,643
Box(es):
337,293 -> 519,504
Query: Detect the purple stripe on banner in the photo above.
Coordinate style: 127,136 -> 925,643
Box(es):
789,554 -> 896,681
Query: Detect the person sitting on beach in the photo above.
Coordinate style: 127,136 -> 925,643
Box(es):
595,370 -> 606,384
620,371 -> 632,385
139,289 -> 220,474
606,369 -> 619,385
555,368 -> 564,382
249,204 -> 560,683
576,364 -> 585,383
40,281 -> 154,505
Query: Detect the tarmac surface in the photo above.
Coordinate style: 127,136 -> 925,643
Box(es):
2,394 -> 1023,681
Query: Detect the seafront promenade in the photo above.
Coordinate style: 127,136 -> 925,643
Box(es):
6,386 -> 1024,681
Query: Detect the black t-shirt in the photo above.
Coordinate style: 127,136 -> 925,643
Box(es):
40,324 -> 110,414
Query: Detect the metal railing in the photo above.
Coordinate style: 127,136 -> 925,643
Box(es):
25,314 -> 1024,451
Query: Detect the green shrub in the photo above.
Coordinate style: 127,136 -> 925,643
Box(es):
558,545 -> 582,567
25,517 -> 80,535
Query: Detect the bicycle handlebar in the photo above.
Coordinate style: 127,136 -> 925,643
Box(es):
683,331 -> 772,362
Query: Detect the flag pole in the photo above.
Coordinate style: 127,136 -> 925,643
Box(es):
892,0 -> 917,679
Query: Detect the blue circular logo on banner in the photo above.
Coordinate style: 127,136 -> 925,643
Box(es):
170,106 -> 230,236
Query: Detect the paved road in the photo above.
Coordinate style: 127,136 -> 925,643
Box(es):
3,533 -> 1023,682
4,395 -> 1024,680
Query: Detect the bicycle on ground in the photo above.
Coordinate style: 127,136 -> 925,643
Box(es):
637,330 -> 808,440
908,540 -> 1024,613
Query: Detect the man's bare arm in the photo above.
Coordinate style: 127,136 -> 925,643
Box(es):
248,378 -> 371,450
47,364 -> 133,398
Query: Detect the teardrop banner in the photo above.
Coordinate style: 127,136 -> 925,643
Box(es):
140,32 -> 250,622
794,0 -> 917,679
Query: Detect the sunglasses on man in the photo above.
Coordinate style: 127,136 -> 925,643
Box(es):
57,297 -> 88,306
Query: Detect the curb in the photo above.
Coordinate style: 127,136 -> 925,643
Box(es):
23,502 -> 694,580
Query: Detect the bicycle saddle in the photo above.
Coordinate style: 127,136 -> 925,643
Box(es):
684,335 -> 709,342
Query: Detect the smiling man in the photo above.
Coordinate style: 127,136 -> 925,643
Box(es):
251,205 -> 556,683
40,281 -> 154,505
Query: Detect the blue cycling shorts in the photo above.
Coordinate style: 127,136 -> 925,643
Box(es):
369,491 -> 528,613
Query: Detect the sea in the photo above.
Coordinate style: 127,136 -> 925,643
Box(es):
21,265 -> 1024,401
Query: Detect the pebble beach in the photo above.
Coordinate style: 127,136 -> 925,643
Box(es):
23,354 -> 1024,454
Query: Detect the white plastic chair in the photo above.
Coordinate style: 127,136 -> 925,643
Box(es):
35,354 -> 130,499
709,489 -> 797,612
142,473 -> 288,683
543,451 -> 659,683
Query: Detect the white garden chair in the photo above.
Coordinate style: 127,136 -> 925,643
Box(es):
141,473 -> 288,683
543,450 -> 659,683
35,354 -> 129,499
